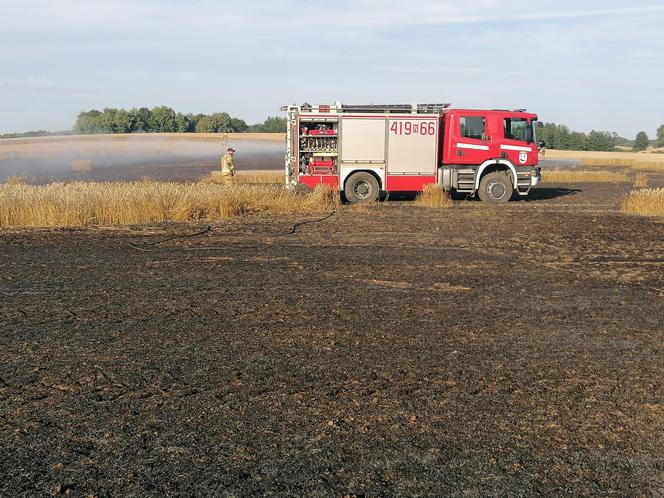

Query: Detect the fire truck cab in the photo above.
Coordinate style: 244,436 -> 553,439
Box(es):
282,103 -> 542,203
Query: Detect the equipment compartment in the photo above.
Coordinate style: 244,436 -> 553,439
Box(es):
298,121 -> 338,175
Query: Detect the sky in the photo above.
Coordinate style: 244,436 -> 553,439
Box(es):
0,0 -> 663,137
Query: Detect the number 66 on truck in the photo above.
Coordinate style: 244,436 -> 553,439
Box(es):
282,103 -> 544,203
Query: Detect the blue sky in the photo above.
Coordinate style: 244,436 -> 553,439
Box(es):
1,0 -> 663,137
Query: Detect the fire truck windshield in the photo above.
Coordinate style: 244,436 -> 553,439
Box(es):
504,117 -> 534,143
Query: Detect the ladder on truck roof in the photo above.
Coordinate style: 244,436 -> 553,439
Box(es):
281,103 -> 451,114
340,103 -> 451,114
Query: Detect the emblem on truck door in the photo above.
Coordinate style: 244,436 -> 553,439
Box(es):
519,151 -> 528,164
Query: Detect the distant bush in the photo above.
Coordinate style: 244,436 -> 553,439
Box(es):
1,130 -> 71,139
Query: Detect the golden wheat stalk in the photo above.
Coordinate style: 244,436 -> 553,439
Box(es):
579,157 -> 664,171
200,170 -> 283,185
415,184 -> 453,208
633,173 -> 649,188
544,169 -> 628,183
0,182 -> 338,228
621,188 -> 664,217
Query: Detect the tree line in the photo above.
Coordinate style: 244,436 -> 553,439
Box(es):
537,123 -> 618,152
537,123 -> 664,152
72,106 -> 287,134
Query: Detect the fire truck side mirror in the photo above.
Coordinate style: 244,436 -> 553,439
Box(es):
536,121 -> 544,128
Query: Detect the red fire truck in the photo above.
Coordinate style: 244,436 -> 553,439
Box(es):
282,103 -> 542,203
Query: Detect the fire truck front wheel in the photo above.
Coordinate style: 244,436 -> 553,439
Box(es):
344,172 -> 380,203
478,171 -> 514,204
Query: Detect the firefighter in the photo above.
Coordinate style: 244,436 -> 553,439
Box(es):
220,147 -> 236,185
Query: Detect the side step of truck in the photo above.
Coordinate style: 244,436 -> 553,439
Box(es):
456,169 -> 476,193
516,171 -> 532,195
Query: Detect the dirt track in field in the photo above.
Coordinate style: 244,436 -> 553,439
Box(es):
1,181 -> 663,496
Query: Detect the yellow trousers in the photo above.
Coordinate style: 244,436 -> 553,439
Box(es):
221,173 -> 234,185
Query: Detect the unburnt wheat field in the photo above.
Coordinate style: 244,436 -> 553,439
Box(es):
1,140 -> 664,496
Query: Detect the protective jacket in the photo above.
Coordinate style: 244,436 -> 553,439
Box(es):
221,153 -> 235,175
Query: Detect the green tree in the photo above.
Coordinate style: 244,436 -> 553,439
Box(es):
132,107 -> 152,132
656,124 -> 664,148
195,116 -> 214,133
113,109 -> 135,133
537,123 -> 558,149
74,110 -> 104,134
569,131 -> 587,151
549,124 -> 571,149
229,117 -> 248,132
99,108 -> 121,133
210,112 -> 232,132
586,130 -> 616,151
149,106 -> 178,132
248,116 -> 287,133
195,112 -> 232,133
175,113 -> 192,133
187,113 -> 205,132
633,131 -> 649,151
261,116 -> 287,132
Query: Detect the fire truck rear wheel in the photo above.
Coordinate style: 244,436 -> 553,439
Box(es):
344,172 -> 380,203
478,171 -> 514,204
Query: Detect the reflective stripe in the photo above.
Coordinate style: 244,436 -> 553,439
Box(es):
500,144 -> 532,152
457,143 -> 489,151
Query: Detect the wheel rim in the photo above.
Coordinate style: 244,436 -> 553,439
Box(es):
487,180 -> 506,199
353,180 -> 371,199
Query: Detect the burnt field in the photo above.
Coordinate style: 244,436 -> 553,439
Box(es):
1,181 -> 663,496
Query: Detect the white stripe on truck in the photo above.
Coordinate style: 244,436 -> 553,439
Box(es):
500,144 -> 532,152
457,143 -> 489,151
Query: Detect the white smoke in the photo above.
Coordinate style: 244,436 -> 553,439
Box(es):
0,135 -> 284,184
